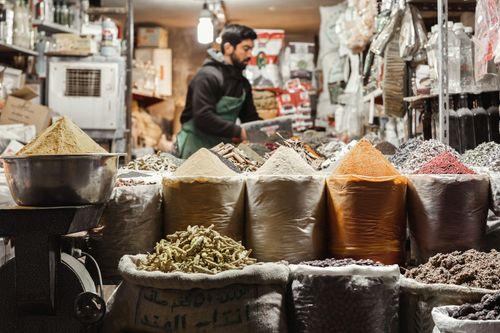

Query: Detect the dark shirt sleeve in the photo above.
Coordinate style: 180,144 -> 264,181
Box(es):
239,82 -> 262,123
191,71 -> 241,138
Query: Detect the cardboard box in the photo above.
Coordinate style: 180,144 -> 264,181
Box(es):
135,48 -> 172,96
0,93 -> 52,134
137,27 -> 168,48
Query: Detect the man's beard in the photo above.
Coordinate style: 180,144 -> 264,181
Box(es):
231,53 -> 250,70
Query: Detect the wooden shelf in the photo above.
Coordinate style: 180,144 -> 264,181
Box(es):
0,43 -> 37,56
32,20 -> 80,35
45,51 -> 93,57
132,89 -> 166,105
86,7 -> 128,15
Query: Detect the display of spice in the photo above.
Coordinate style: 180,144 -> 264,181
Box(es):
137,225 -> 257,274
405,250 -> 500,290
300,258 -> 383,267
174,148 -> 237,177
414,151 -> 476,174
333,139 -> 400,176
461,142 -> 500,172
319,140 -> 357,171
16,117 -> 107,155
374,141 -> 397,155
450,293 -> 500,320
257,146 -> 317,175
211,142 -> 262,172
390,138 -> 460,173
126,152 -> 181,172
273,135 -> 326,170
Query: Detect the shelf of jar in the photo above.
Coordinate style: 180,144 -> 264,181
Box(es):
0,42 -> 38,56
32,20 -> 80,35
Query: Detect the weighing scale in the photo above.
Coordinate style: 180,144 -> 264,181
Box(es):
0,205 -> 107,332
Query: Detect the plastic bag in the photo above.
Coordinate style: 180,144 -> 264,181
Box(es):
288,264 -> 400,333
399,5 -> 418,60
319,4 -> 347,61
326,175 -> 407,264
89,183 -> 162,278
400,277 -> 497,333
432,306 -> 500,333
407,174 -> 489,263
245,29 -> 284,88
163,176 -> 245,241
245,175 -> 327,263
371,5 -> 404,56
384,33 -> 406,118
104,255 -> 289,333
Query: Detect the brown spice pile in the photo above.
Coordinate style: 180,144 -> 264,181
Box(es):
405,250 -> 500,290
333,139 -> 400,176
17,117 -> 107,155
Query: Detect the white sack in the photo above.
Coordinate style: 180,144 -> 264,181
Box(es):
103,255 -> 289,333
432,306 -> 500,333
245,175 -> 326,263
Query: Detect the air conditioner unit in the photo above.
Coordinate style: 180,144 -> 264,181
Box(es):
48,57 -> 125,134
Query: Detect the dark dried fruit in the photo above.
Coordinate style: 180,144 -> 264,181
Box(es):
452,292 -> 500,320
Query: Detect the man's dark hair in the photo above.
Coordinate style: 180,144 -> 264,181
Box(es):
220,24 -> 257,54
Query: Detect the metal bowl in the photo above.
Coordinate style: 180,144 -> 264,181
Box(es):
2,154 -> 123,206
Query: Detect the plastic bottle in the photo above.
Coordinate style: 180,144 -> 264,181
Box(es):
35,31 -> 50,77
1,0 -> 13,44
453,23 -> 474,93
471,94 -> 489,145
448,95 -> 462,152
61,0 -> 68,26
426,25 -> 439,92
448,22 -> 461,94
13,0 -> 29,48
457,93 -> 476,152
486,92 -> 500,143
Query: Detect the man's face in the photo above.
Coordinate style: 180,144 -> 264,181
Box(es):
228,39 -> 254,69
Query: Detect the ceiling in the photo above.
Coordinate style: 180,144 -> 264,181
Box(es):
104,0 -> 341,33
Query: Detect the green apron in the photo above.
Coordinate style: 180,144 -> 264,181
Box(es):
177,90 -> 246,159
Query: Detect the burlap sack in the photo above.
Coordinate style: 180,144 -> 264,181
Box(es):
89,183 -> 162,278
245,175 -> 327,263
407,174 -> 489,263
103,255 -> 289,333
326,175 -> 407,264
400,276 -> 497,333
288,264 -> 400,333
432,306 -> 500,333
163,176 -> 245,241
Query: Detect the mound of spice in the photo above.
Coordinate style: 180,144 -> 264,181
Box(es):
126,152 -> 180,172
17,117 -> 107,155
333,139 -> 400,176
174,148 -> 237,177
405,250 -> 500,290
462,142 -> 500,172
390,138 -> 459,173
451,293 -> 500,320
375,141 -> 397,155
137,225 -> 257,274
256,146 -> 316,175
300,258 -> 383,267
414,152 -> 475,174
211,142 -> 262,172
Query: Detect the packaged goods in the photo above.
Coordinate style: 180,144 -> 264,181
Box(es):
174,148 -> 236,177
257,146 -> 316,175
211,143 -> 262,173
245,175 -> 326,263
333,139 -> 399,176
246,29 -> 284,88
103,255 -> 289,333
327,140 -> 407,264
89,182 -> 162,278
126,152 -> 181,173
390,138 -> 460,173
138,225 -> 256,274
405,250 -> 500,289
16,116 -> 106,155
407,174 -> 489,262
414,152 -> 475,174
383,33 -> 406,117
288,263 -> 400,333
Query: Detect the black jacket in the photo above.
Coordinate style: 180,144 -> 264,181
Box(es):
181,50 -> 261,138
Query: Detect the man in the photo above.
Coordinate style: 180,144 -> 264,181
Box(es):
176,24 -> 261,158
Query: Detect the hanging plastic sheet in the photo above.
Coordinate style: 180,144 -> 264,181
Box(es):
370,2 -> 405,56
407,174 -> 489,263
326,174 -> 407,265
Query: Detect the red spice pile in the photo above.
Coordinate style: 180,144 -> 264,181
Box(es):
415,152 -> 475,174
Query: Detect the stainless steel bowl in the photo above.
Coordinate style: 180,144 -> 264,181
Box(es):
2,154 -> 123,206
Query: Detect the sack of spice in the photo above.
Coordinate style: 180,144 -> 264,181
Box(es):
246,147 -> 325,262
288,260 -> 400,333
432,293 -> 500,333
89,180 -> 162,278
163,149 -> 244,241
407,174 -> 489,263
326,139 -> 407,264
401,250 -> 500,333
103,226 -> 289,333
